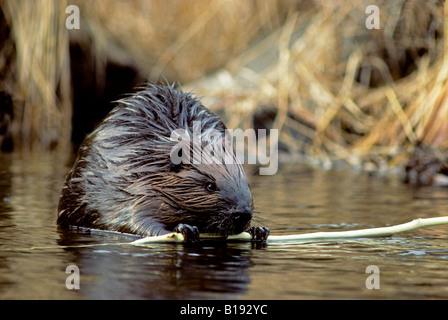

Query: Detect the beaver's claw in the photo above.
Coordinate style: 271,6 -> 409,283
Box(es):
174,223 -> 200,242
248,226 -> 270,241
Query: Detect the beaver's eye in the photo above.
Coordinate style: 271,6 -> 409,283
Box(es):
205,182 -> 217,192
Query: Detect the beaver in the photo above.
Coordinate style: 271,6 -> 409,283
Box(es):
57,83 -> 269,241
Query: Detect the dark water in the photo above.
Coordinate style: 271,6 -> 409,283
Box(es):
1,151 -> 448,299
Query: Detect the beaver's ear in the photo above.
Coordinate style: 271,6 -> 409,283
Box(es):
169,147 -> 184,172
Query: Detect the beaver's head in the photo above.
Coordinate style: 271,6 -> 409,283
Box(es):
127,132 -> 254,236
98,84 -> 257,236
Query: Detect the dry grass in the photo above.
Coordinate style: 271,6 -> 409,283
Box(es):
1,0 -> 287,151
1,0 -> 446,172
72,0 -> 288,82
188,0 -> 446,170
1,0 -> 72,151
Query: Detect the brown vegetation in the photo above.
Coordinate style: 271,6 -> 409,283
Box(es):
0,0 -> 446,174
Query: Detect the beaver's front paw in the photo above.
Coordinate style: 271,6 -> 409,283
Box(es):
248,226 -> 270,241
174,223 -> 200,242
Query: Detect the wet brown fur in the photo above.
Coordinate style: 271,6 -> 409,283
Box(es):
57,83 -> 255,237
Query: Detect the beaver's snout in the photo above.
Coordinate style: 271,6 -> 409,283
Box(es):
224,206 -> 253,235
233,208 -> 253,226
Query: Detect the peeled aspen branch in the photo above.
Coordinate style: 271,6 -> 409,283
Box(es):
131,216 -> 448,245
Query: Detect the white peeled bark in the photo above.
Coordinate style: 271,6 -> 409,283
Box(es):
131,216 -> 448,245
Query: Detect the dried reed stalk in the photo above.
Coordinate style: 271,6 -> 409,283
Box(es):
74,0 -> 286,82
188,0 -> 445,169
1,0 -> 287,151
1,0 -> 445,164
3,0 -> 72,151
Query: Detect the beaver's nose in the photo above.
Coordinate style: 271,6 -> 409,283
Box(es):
234,207 -> 253,224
